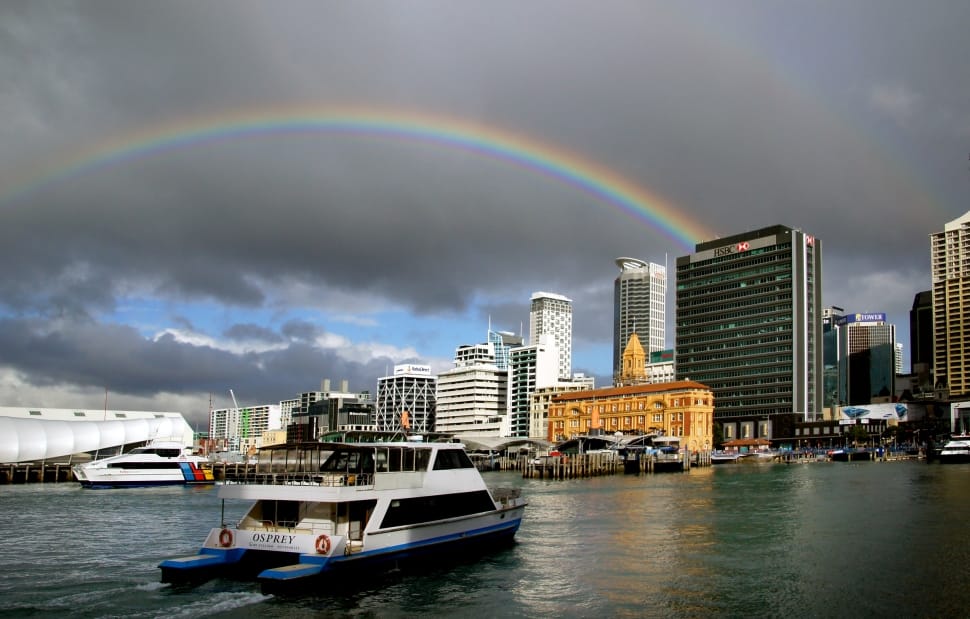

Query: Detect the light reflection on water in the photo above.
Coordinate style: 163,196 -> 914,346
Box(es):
2,462 -> 970,618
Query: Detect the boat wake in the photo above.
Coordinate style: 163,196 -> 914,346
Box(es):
163,590 -> 271,618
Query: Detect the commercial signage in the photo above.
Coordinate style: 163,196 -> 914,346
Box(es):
713,241 -> 750,257
394,364 -> 432,375
835,312 -> 887,326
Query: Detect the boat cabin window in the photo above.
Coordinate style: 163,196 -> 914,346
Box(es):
432,448 -> 475,470
371,447 -> 431,472
320,449 -> 375,475
131,447 -> 182,457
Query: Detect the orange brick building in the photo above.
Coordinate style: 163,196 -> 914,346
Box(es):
546,334 -> 715,452
547,381 -> 715,452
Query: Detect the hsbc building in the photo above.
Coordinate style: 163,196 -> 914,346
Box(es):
675,225 -> 823,442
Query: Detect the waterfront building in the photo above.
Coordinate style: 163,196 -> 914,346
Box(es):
435,342 -> 508,437
508,337 -> 560,438
0,407 -> 194,463
547,380 -> 714,453
675,225 -> 823,441
209,403 -> 282,455
283,379 -> 371,442
528,375 -> 595,439
530,291 -> 573,380
279,398 -> 299,434
930,211 -> 970,400
835,313 -> 896,405
376,364 -> 437,433
305,391 -> 375,437
613,258 -> 667,381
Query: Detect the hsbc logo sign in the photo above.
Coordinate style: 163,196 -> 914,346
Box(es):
713,242 -> 750,257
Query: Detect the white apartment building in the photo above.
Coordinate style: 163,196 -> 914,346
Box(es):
530,291 -> 573,380
209,403 -> 282,454
508,337 -> 560,438
435,342 -> 508,437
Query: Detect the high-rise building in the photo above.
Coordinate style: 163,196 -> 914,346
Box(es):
376,364 -> 436,433
488,328 -> 522,370
435,342 -> 508,437
508,338 -> 560,437
909,290 -> 933,380
836,313 -> 896,405
209,403 -> 282,454
529,291 -> 572,380
676,225 -> 823,439
822,306 -> 844,410
930,211 -> 970,399
613,258 -> 666,381
286,379 -> 371,442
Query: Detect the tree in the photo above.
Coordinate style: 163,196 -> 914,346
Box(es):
713,423 -> 724,449
848,424 -> 869,447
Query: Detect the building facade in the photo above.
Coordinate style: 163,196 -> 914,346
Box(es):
836,313 -> 896,405
528,375 -> 595,439
508,339 -> 560,438
529,291 -> 573,380
435,342 -> 508,437
209,403 -> 282,454
675,225 -> 823,438
547,381 -> 715,453
909,290 -> 933,382
613,257 -> 666,380
376,364 -> 437,433
931,211 -> 970,399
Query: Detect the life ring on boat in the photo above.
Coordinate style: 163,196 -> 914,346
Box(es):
314,534 -> 331,555
218,528 -> 233,547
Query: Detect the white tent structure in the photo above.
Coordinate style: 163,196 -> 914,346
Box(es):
0,408 -> 193,464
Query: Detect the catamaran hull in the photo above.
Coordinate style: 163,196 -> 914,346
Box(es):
160,508 -> 524,590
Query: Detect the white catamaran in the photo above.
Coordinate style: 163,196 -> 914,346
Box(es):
159,439 -> 526,592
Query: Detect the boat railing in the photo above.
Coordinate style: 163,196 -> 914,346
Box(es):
224,471 -> 375,487
490,487 -> 522,507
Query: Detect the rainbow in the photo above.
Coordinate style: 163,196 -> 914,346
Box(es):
3,105 -> 714,250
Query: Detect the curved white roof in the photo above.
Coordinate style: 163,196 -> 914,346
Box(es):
0,414 -> 192,463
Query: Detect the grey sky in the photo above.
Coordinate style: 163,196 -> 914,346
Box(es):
1,2 -> 967,427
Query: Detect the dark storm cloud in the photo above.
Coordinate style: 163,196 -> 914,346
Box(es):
223,323 -> 283,344
1,1 -> 967,406
0,316 -> 387,406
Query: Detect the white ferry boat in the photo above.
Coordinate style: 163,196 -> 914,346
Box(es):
938,435 -> 970,463
73,441 -> 214,488
159,440 -> 526,592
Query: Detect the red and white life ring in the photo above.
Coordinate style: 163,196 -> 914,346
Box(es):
314,534 -> 331,554
218,528 -> 234,547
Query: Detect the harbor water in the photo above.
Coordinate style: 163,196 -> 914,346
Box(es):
2,460 -> 970,618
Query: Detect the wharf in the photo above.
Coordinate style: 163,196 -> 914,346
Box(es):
521,450 -> 712,480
